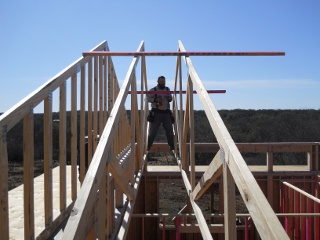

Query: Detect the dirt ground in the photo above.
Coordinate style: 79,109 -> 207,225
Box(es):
8,160 -> 59,190
147,152 -> 248,225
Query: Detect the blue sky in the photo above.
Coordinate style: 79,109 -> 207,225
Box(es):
1,1 -> 319,112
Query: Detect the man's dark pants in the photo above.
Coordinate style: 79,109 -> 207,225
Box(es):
147,111 -> 174,150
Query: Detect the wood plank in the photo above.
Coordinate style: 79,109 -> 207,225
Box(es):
44,95 -> 53,226
164,142 -> 314,153
87,59 -> 93,166
131,73 -> 136,174
117,169 -> 144,239
71,74 -> 78,200
134,80 -> 142,171
23,110 -> 35,239
283,182 -> 320,204
189,77 -> 195,190
83,51 -> 285,57
98,167 -> 106,239
179,41 -> 289,240
193,150 -> 223,201
109,153 -> 134,200
59,81 -> 67,210
99,55 -> 104,138
107,178 -> 115,237
80,66 -> 86,183
181,81 -> 190,171
180,169 -> 213,240
93,56 -> 98,153
0,125 -> 9,240
62,41 -> 144,239
223,163 -> 236,239
9,166 -> 80,239
179,224 -> 224,233
103,56 -> 108,125
139,56 -> 147,169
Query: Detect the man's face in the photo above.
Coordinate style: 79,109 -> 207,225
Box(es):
158,78 -> 166,89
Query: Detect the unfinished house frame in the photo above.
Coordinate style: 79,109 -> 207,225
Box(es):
0,40 -> 319,240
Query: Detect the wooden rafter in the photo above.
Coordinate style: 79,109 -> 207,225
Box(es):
62,41 -> 145,239
178,41 -> 289,240
193,150 -> 223,201
109,151 -> 134,201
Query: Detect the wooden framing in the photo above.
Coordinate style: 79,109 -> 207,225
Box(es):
178,41 -> 288,239
44,94 -> 53,226
23,110 -> 35,239
79,66 -> 86,183
83,51 -> 285,57
4,39 -> 319,240
0,41 -> 107,240
62,41 -> 145,239
0,127 -> 9,240
71,74 -> 78,200
59,81 -> 67,210
193,150 -> 223,201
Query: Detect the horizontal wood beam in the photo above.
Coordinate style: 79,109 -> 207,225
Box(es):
149,142 -> 316,153
128,90 -> 226,94
179,224 -> 224,233
83,51 -> 285,57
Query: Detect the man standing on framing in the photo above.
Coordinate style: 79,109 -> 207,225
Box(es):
147,76 -> 175,152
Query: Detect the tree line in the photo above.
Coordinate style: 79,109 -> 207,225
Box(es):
2,109 -> 320,163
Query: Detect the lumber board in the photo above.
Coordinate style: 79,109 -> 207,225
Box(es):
223,162 -> 236,239
109,153 -> 134,200
80,67 -> 86,183
116,168 -> 144,240
23,111 -> 35,239
180,169 -> 213,240
83,51 -> 285,57
87,59 -> 93,167
99,56 -> 104,138
0,126 -> 9,240
93,56 -> 98,153
181,82 -> 190,170
179,224 -> 224,233
59,82 -> 67,210
61,41 -> 144,239
98,167 -> 106,239
44,95 -> 53,226
179,41 -> 289,239
189,78 -> 196,190
193,150 -> 223,201
283,182 -> 320,203
71,74 -> 78,200
9,166 -> 81,240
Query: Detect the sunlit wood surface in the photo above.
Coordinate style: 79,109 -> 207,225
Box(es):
8,166 -> 80,240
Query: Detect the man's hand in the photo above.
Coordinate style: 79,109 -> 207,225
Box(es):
156,97 -> 167,102
156,96 -> 172,102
